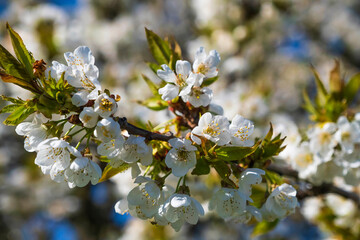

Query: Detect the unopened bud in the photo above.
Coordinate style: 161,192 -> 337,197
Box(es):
33,59 -> 47,78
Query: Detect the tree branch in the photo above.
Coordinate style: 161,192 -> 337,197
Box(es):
267,164 -> 360,207
117,117 -> 175,141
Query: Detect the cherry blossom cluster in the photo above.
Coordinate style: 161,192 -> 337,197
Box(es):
286,115 -> 360,186
7,44 -> 299,232
157,47 -> 219,107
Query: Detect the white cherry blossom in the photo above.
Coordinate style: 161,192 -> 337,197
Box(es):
15,114 -> 48,152
229,114 -> 254,147
79,107 -> 99,128
64,148 -> 102,188
34,137 -> 72,171
193,47 -> 220,78
227,205 -> 262,223
157,60 -> 192,101
191,112 -> 231,145
307,123 -> 337,161
261,183 -> 298,221
335,116 -> 360,154
180,73 -> 213,107
117,135 -> 153,166
238,168 -> 265,198
165,138 -> 197,177
289,142 -> 321,179
97,136 -> 125,159
94,93 -> 118,118
94,118 -> 121,142
208,188 -> 247,220
161,193 -> 204,232
126,176 -> 162,219
64,46 -> 102,106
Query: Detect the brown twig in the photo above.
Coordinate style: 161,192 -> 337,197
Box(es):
267,164 -> 360,207
117,117 -> 175,141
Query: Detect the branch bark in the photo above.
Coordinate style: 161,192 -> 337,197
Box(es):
117,117 -> 175,141
267,164 -> 360,207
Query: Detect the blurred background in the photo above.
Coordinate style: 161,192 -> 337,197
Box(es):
1,0 -> 360,239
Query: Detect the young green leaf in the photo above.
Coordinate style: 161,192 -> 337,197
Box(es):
0,44 -> 32,80
99,163 -> 130,182
344,73 -> 360,104
191,156 -> 210,175
3,104 -> 36,125
145,28 -> 171,65
142,74 -> 160,95
137,96 -> 168,111
6,23 -> 35,76
252,220 -> 279,237
213,140 -> 261,162
0,104 -> 22,114
0,70 -> 38,93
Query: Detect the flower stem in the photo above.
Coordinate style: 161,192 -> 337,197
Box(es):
144,166 -> 151,176
64,125 -> 76,136
76,132 -> 90,149
175,177 -> 183,192
69,127 -> 85,137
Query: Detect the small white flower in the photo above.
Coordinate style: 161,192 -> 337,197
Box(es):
157,60 -> 192,101
126,176 -> 162,219
180,73 -> 213,107
227,205 -> 262,223
191,112 -> 231,145
238,168 -> 265,198
94,118 -> 121,142
79,107 -> 99,128
15,115 -> 48,152
117,135 -> 153,166
335,116 -> 360,154
161,194 -> 204,232
35,137 -> 71,170
46,60 -> 72,81
208,188 -> 247,220
193,47 -> 220,78
289,142 -> 321,179
94,93 -> 118,118
261,183 -> 298,221
97,137 -> 125,159
65,151 -> 102,188
229,114 -> 254,147
165,138 -> 197,177
64,46 -> 102,106
307,123 -> 337,161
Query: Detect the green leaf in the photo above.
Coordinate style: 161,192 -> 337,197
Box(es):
202,76 -> 218,87
262,137 -> 286,159
7,23 -> 35,76
302,89 -> 318,116
0,104 -> 22,114
344,73 -> 360,103
310,66 -> 328,105
252,220 -> 279,237
3,104 -> 35,125
191,156 -> 210,175
137,96 -> 168,111
263,123 -> 273,142
99,163 -> 130,182
265,170 -> 283,185
214,140 -> 261,161
146,62 -> 161,74
0,70 -> 38,92
142,74 -> 160,95
1,95 -> 24,104
145,28 -> 171,65
212,161 -> 236,187
0,44 -> 32,80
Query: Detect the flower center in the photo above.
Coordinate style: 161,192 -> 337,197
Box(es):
234,126 -> 250,141
197,63 -> 208,75
177,149 -> 189,162
100,98 -> 113,112
204,121 -> 221,137
176,74 -> 186,87
318,132 -> 331,145
341,131 -> 351,141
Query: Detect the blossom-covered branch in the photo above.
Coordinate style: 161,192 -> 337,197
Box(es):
117,117 -> 175,141
267,164 -> 360,206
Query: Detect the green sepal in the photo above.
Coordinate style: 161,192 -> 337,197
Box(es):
212,140 -> 261,162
